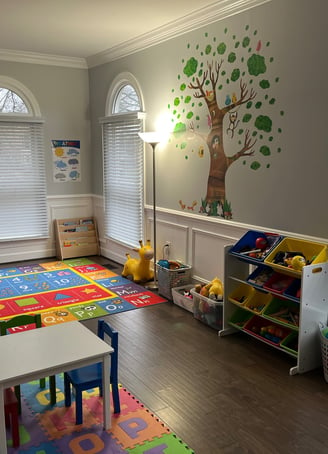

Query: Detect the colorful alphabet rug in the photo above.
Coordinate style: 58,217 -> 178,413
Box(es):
0,258 -> 166,326
6,375 -> 194,453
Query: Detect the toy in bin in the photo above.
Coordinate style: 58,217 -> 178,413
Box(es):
230,230 -> 282,263
194,277 -> 223,301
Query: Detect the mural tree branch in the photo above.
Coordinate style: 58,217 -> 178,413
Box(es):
168,27 -> 283,218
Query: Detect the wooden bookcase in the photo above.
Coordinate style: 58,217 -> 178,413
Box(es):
54,217 -> 99,260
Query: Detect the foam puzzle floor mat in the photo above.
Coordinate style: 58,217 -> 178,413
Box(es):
0,257 -> 167,326
6,375 -> 194,453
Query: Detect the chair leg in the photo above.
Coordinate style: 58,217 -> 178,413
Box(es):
64,374 -> 71,407
11,406 -> 20,448
112,381 -> 121,414
14,385 -> 22,414
75,390 -> 83,425
49,375 -> 56,405
4,388 -> 20,448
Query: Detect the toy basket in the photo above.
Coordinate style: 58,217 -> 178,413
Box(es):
157,262 -> 192,300
319,322 -> 328,382
171,284 -> 194,313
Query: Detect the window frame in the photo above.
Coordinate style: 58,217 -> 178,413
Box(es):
0,76 -> 48,241
102,73 -> 145,248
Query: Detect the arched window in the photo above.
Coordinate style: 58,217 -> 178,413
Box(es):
0,88 -> 28,113
0,77 -> 48,240
101,73 -> 145,247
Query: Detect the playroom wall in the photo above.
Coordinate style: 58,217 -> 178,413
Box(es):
89,0 -> 328,282
0,0 -> 327,285
0,60 -> 93,262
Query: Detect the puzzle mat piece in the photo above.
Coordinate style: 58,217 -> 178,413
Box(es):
54,427 -> 126,454
111,408 -> 171,449
128,433 -> 195,453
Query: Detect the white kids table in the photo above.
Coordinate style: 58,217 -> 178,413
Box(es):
0,321 -> 113,452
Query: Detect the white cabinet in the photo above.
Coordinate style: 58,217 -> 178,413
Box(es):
220,240 -> 328,375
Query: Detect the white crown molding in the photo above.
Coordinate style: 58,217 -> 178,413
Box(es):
0,0 -> 271,69
87,0 -> 272,68
0,48 -> 88,69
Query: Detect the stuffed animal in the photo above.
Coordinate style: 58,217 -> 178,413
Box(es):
195,277 -> 223,301
207,277 -> 224,300
122,239 -> 154,283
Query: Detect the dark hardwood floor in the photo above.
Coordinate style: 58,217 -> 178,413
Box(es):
3,256 -> 328,453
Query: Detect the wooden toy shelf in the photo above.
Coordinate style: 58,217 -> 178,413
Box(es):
54,217 -> 99,260
220,237 -> 328,375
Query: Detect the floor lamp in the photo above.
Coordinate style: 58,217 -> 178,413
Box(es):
139,131 -> 162,290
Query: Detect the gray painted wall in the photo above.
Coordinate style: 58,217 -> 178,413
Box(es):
0,60 -> 91,195
89,0 -> 328,239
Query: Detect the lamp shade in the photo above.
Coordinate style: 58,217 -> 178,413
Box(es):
138,131 -> 166,146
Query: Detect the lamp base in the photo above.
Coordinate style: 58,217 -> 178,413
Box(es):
145,281 -> 158,291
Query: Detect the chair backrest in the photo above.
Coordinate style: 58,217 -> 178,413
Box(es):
0,314 -> 42,336
97,319 -> 118,370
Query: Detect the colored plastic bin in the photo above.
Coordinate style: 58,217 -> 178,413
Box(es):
229,230 -> 283,265
263,272 -> 294,294
264,237 -> 328,276
244,289 -> 272,315
262,297 -> 300,329
229,307 -> 254,330
280,332 -> 298,356
247,265 -> 274,289
228,282 -> 254,306
283,278 -> 301,302
244,315 -> 291,346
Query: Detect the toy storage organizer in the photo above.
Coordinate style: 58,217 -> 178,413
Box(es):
220,231 -> 328,375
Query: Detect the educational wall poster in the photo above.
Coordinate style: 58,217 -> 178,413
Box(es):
51,140 -> 81,182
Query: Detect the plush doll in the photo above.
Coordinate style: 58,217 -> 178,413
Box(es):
206,277 -> 224,300
122,239 -> 154,283
195,277 -> 224,301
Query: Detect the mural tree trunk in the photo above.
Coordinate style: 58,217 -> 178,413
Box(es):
189,62 -> 257,205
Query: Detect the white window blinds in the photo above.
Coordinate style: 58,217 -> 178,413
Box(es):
102,112 -> 144,248
0,119 -> 48,241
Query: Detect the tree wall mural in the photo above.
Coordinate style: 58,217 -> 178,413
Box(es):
168,26 -> 283,218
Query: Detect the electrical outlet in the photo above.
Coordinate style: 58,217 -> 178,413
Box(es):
163,241 -> 171,260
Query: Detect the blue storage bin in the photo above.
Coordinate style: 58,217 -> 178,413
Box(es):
230,230 -> 283,265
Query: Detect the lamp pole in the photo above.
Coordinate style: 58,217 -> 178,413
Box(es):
148,141 -> 158,290
139,132 -> 163,291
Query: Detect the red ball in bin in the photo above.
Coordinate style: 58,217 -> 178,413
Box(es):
255,237 -> 267,250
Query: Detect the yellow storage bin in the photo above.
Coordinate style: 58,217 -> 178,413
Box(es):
244,289 -> 272,314
228,282 -> 254,306
264,237 -> 328,276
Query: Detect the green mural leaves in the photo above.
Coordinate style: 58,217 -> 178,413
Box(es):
255,115 -> 272,132
183,57 -> 198,77
247,54 -> 267,76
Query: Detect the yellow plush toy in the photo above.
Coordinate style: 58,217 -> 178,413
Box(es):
122,239 -> 154,283
206,277 -> 224,300
196,277 -> 224,301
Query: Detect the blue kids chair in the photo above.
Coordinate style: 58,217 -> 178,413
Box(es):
64,319 -> 120,425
